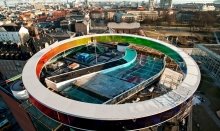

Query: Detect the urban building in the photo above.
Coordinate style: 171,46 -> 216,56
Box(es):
110,9 -> 159,23
121,14 -> 136,23
0,22 -> 55,79
85,0 -> 89,7
90,9 -> 105,20
113,11 -> 123,23
201,4 -> 215,11
0,1 -> 209,130
107,22 -> 140,33
75,20 -> 90,35
0,60 -> 26,79
33,3 -> 46,10
127,11 -> 158,21
176,11 -> 194,24
60,20 -> 69,31
67,10 -> 85,21
192,44 -> 220,79
0,23 -> 30,45
8,34 -> 200,130
175,3 -> 216,11
0,23 -> 31,79
107,11 -> 116,21
214,3 -> 220,11
47,30 -> 72,41
149,0 -> 155,11
0,84 -> 36,131
30,33 -> 56,52
0,32 -> 54,79
214,1 -> 220,10
160,0 -> 172,9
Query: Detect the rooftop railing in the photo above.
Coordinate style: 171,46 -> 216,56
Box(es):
104,56 -> 166,104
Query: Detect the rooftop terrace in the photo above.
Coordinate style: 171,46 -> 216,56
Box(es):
56,54 -> 164,104
45,48 -> 136,91
22,34 -> 200,129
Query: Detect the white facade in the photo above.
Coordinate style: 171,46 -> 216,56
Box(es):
127,11 -> 158,21
201,5 -> 215,11
19,26 -> 30,45
0,26 -> 29,45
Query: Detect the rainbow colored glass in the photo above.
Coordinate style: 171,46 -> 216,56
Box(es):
37,35 -> 185,77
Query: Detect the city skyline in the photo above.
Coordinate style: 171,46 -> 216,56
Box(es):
0,0 -> 219,129
0,0 -> 215,6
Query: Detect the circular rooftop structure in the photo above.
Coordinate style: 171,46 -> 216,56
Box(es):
22,34 -> 200,130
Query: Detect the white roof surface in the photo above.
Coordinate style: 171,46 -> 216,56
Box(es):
107,22 -> 140,29
22,34 -> 200,120
74,73 -> 135,98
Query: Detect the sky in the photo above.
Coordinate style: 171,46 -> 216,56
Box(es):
0,0 -> 215,6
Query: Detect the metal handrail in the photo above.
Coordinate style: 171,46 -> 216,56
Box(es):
104,56 -> 167,104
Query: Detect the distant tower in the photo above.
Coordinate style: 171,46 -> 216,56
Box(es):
160,0 -> 172,9
4,0 -> 7,7
149,0 -> 154,11
85,0 -> 89,7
